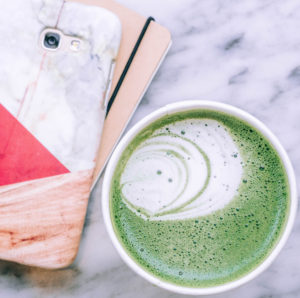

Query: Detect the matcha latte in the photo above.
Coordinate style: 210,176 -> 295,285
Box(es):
108,107 -> 291,289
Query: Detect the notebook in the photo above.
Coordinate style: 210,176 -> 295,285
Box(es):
89,0 -> 172,187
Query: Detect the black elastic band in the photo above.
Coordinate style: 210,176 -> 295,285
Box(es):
106,16 -> 155,117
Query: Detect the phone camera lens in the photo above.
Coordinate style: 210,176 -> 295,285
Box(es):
44,32 -> 60,49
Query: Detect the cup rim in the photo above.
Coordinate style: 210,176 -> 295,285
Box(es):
102,100 -> 297,295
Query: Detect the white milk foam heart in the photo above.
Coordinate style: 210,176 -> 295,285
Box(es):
120,119 -> 243,221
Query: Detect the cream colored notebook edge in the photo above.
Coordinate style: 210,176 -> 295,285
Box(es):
89,1 -> 172,187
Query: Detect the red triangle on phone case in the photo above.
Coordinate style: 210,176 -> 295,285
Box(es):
0,104 -> 70,186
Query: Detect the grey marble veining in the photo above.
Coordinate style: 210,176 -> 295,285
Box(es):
0,0 -> 121,172
1,0 -> 300,297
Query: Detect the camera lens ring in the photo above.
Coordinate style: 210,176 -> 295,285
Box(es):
44,32 -> 60,49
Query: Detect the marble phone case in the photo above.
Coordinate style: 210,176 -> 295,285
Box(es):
0,0 -> 121,268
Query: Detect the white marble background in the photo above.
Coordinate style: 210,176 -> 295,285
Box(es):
1,0 -> 300,297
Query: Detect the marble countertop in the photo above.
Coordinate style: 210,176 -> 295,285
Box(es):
1,0 -> 300,297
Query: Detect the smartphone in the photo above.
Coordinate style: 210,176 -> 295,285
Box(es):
0,0 -> 121,268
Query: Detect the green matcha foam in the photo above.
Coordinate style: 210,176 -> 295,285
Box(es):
110,109 -> 289,288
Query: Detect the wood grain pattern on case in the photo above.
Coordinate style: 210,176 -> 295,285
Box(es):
0,170 -> 92,269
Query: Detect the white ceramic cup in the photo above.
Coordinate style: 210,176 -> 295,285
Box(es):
102,100 -> 297,295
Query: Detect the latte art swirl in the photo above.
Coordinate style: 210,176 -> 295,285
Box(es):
121,119 -> 243,220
